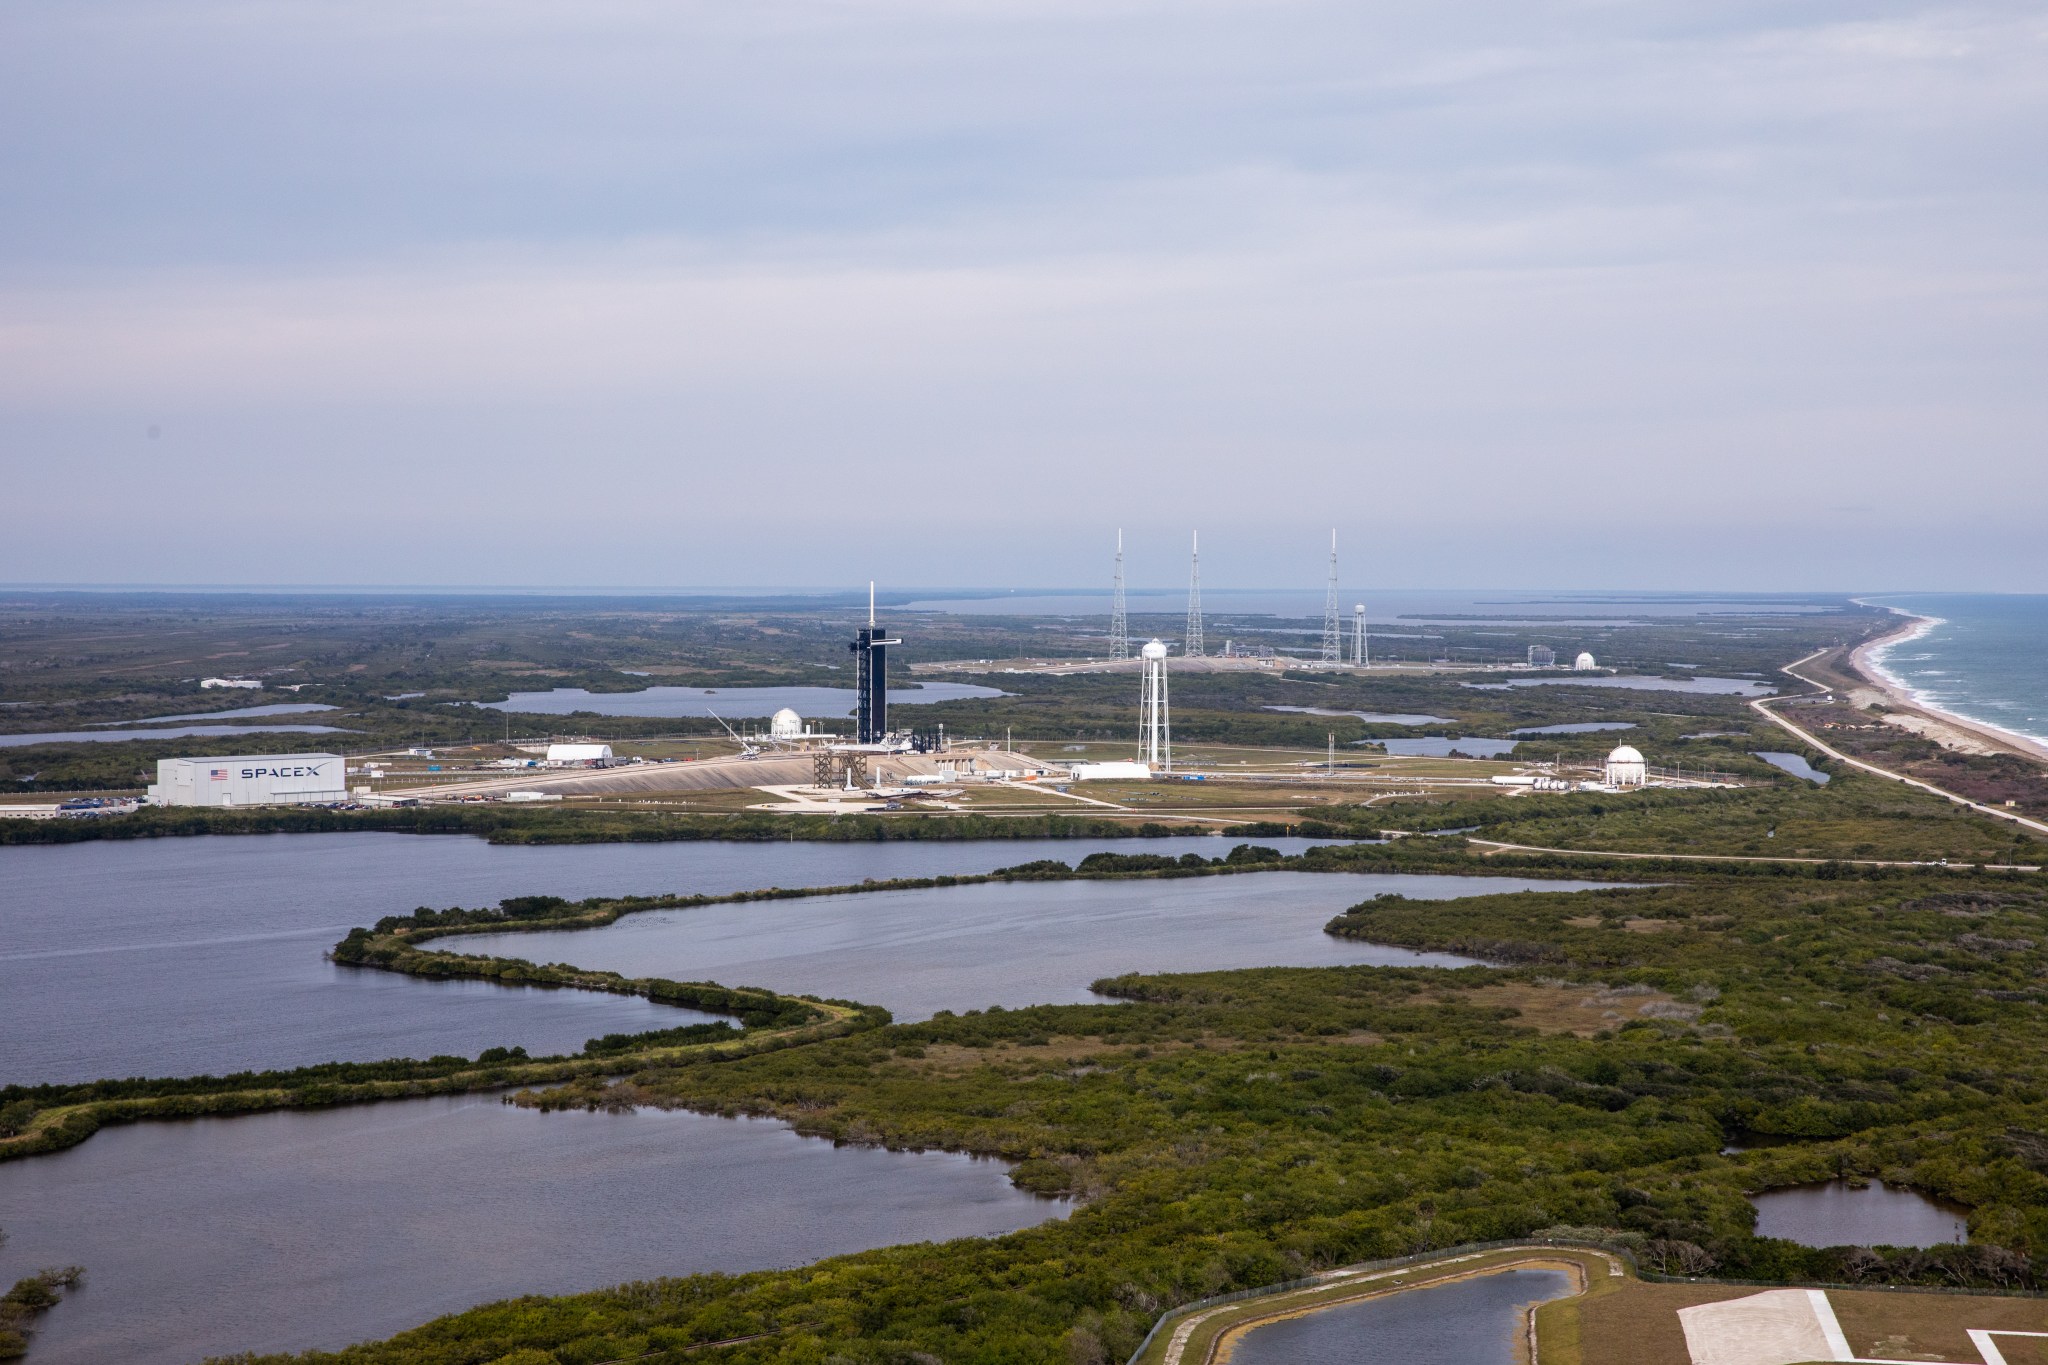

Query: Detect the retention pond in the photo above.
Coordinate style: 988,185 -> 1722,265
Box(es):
1226,1267 -> 1575,1365
1750,1180 -> 1968,1248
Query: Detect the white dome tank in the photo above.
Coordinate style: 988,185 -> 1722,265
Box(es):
769,707 -> 803,738
1141,639 -> 1169,660
1604,744 -> 1647,788
1574,651 -> 1598,671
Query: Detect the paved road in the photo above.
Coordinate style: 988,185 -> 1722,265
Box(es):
386,750 -> 1046,800
1470,837 -> 2040,873
1752,648 -> 2048,838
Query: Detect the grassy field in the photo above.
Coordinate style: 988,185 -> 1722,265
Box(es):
1547,1272 -> 2048,1365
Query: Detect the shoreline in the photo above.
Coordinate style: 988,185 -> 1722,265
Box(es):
1847,601 -> 2048,764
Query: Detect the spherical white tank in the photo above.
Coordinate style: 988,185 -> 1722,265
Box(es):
1605,744 -> 1647,788
769,707 -> 803,738
1574,651 -> 1598,671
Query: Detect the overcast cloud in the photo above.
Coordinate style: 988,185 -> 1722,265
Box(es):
2,0 -> 2043,591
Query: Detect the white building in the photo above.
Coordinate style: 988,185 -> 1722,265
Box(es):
200,677 -> 263,690
545,742 -> 613,766
1574,651 -> 1598,671
148,753 -> 347,807
769,707 -> 804,739
1605,744 -> 1647,788
1071,761 -> 1152,781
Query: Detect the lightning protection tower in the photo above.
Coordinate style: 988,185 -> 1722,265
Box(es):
1139,639 -> 1171,771
1109,529 -> 1129,660
1320,530 -> 1342,663
1353,603 -> 1369,666
1184,532 -> 1205,658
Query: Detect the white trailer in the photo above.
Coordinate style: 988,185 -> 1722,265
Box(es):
147,753 -> 348,807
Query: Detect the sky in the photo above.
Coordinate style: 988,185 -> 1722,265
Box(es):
2,0 -> 2044,592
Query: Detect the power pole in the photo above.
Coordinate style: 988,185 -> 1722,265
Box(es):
1184,531 -> 1205,658
1321,529 -> 1341,663
1110,529 -> 1129,660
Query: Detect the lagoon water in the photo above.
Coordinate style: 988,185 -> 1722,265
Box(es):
1867,594 -> 2048,753
487,679 -> 1003,718
0,833 -> 1348,1084
1367,737 -> 1518,758
1511,722 -> 1636,735
89,702 -> 339,724
448,871 -> 1623,1022
1264,706 -> 1455,726
1225,1268 -> 1574,1365
0,833 -> 1624,1364
0,722 -> 353,747
0,1097 -> 1064,1365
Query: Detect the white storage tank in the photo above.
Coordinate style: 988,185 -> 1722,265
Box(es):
1604,744 -> 1648,788
147,753 -> 347,807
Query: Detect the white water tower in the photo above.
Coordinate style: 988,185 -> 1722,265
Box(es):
1139,639 -> 1171,771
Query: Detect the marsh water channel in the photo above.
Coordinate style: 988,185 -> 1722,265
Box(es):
0,835 -> 1618,1084
0,832 -> 1626,1363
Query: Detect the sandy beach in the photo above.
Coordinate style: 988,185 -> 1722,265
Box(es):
1847,603 -> 2048,764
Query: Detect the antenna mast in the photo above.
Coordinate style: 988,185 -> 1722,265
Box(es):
1321,530 -> 1341,663
1184,531 -> 1204,658
1110,530 -> 1129,660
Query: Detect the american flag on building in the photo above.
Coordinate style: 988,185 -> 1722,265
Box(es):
210,768 -> 230,780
